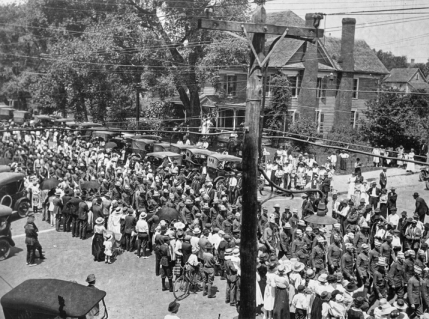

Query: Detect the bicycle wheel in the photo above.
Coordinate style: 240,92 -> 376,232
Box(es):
173,276 -> 189,300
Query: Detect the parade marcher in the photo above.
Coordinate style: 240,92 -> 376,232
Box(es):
407,266 -> 423,319
24,214 -> 45,266
388,251 -> 405,302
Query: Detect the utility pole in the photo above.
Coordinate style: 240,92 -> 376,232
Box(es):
199,9 -> 323,319
135,84 -> 141,129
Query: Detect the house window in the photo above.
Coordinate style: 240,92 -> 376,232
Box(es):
219,109 -> 234,129
416,73 -> 420,80
353,78 -> 359,99
316,111 -> 324,133
350,111 -> 359,128
316,77 -> 322,98
289,76 -> 299,98
224,75 -> 237,96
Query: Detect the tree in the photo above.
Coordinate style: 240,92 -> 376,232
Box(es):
374,49 -> 408,71
288,117 -> 319,153
360,88 -> 422,151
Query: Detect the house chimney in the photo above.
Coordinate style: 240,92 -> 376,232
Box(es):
333,18 -> 356,128
297,13 -> 320,119
410,59 -> 415,67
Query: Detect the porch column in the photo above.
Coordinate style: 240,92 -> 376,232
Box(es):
233,109 -> 237,130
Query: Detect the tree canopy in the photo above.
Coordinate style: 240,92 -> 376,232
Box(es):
0,0 -> 250,125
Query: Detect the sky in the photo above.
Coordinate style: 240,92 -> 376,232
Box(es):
1,0 -> 428,63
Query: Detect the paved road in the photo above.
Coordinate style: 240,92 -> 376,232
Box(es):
0,167 -> 426,319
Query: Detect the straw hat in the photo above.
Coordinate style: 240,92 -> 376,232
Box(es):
95,217 -> 104,225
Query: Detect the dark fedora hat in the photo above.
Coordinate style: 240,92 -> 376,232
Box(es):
168,300 -> 180,313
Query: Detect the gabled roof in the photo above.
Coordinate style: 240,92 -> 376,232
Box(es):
264,11 -> 389,75
266,10 -> 305,27
283,62 -> 336,71
266,38 -> 304,67
410,82 -> 429,91
322,37 -> 389,74
384,68 -> 421,83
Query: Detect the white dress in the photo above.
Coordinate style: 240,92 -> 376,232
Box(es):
406,152 -> 415,172
347,177 -> 356,200
264,272 -> 276,311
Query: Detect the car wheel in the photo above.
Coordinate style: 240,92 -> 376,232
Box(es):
0,239 -> 11,261
15,198 -> 31,218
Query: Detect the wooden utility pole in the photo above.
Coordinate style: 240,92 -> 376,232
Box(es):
199,9 -> 323,319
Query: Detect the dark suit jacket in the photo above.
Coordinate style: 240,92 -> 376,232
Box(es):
367,187 -> 381,197
415,197 -> 429,216
380,172 -> 387,185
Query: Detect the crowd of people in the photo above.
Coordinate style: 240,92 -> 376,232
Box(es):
1,119 -> 427,319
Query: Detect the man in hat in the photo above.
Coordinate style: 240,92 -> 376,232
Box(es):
367,181 -> 382,209
422,267 -> 429,312
85,274 -> 100,318
387,187 -> 397,215
381,233 -> 396,266
380,167 -> 387,189
311,237 -> 327,275
369,240 -> 382,291
405,220 -> 422,252
387,251 -> 406,301
77,197 -> 89,240
135,211 -> 149,258
413,192 -> 429,223
232,213 -> 241,239
415,250 -> 427,269
202,242 -> 216,298
52,190 -> 63,232
224,248 -> 238,306
278,223 -> 290,259
404,250 -> 416,284
302,194 -> 314,218
291,285 -> 309,319
292,229 -> 305,257
181,199 -> 194,226
356,243 -> 369,287
327,234 -> 343,274
408,266 -> 423,318
165,300 -> 181,319
370,258 -> 388,307
342,243 -> 356,282
263,214 -> 278,254
280,205 -> 291,227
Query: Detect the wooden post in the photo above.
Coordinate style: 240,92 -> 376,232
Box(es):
240,6 -> 265,319
198,11 -> 322,319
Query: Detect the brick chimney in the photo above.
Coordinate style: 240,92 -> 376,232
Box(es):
297,13 -> 319,119
333,18 -> 356,128
410,59 -> 415,67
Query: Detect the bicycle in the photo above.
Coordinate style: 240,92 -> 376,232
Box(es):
173,264 -> 204,300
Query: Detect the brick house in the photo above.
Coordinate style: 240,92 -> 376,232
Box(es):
198,11 -> 389,134
383,68 -> 429,93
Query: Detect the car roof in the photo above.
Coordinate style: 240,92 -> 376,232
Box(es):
146,152 -> 182,159
186,148 -> 216,155
170,144 -> 194,150
0,172 -> 25,185
0,165 -> 11,173
208,154 -> 241,162
1,279 -> 106,317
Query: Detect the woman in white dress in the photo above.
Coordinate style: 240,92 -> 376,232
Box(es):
265,161 -> 273,186
347,173 -> 356,200
264,262 -> 277,319
397,146 -> 404,168
406,149 -> 415,173
360,181 -> 369,205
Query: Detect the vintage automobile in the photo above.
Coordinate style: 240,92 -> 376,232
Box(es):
0,166 -> 10,173
153,142 -> 173,152
185,148 -> 216,167
131,138 -> 159,157
0,108 -> 15,121
207,153 -> 242,183
169,143 -> 194,160
145,151 -> 183,167
1,279 -> 108,319
13,110 -> 30,124
0,205 -> 14,260
0,173 -> 31,218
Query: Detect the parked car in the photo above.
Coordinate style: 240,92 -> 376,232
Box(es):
1,279 -> 108,319
0,172 -> 31,218
0,205 -> 14,260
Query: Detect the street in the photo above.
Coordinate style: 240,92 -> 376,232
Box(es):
0,166 -> 426,319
